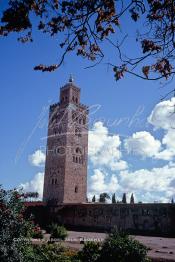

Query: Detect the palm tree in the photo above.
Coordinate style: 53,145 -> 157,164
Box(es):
24,192 -> 39,201
99,193 -> 110,203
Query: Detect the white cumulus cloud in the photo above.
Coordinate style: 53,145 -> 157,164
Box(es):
124,131 -> 161,158
162,129 -> 175,149
88,164 -> 175,203
88,122 -> 127,170
148,97 -> 175,130
28,150 -> 46,167
19,172 -> 44,200
147,98 -> 175,160
88,169 -> 120,201
119,164 -> 175,202
155,149 -> 175,161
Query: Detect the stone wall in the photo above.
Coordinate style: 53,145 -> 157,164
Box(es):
25,203 -> 175,237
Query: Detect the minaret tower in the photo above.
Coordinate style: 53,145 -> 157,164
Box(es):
43,77 -> 88,204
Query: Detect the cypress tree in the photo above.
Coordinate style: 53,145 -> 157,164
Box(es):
122,193 -> 127,204
112,193 -> 116,203
92,195 -> 96,202
130,193 -> 134,204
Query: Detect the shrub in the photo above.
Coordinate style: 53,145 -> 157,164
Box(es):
31,225 -> 44,239
100,232 -> 150,262
50,224 -> 68,240
25,243 -> 77,262
0,186 -> 75,262
77,241 -> 101,262
76,232 -> 150,262
0,186 -> 33,262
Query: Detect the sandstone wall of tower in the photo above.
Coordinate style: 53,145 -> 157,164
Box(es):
43,79 -> 88,204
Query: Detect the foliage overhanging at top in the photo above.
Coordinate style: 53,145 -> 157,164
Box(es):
1,0 -> 175,82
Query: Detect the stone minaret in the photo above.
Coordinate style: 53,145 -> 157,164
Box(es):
43,76 -> 88,204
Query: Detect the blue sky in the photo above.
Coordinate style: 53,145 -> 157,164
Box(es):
1,3 -> 175,202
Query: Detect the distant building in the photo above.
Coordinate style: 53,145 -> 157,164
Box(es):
43,76 -> 88,203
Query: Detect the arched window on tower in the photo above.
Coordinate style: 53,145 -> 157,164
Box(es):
75,186 -> 78,193
74,147 -> 83,165
53,128 -> 57,136
75,127 -> 81,137
76,147 -> 82,154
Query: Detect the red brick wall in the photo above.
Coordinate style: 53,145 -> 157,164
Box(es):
43,82 -> 88,204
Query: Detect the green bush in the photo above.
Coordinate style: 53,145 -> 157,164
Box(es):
76,232 -> 150,262
25,243 -> 77,262
100,232 -> 150,262
50,224 -> 68,240
0,187 -> 75,262
0,186 -> 33,262
31,225 -> 44,239
77,241 -> 101,262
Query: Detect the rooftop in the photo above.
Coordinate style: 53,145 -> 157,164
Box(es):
61,75 -> 80,91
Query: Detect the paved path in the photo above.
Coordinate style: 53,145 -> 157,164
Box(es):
135,235 -> 175,261
63,231 -> 175,261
